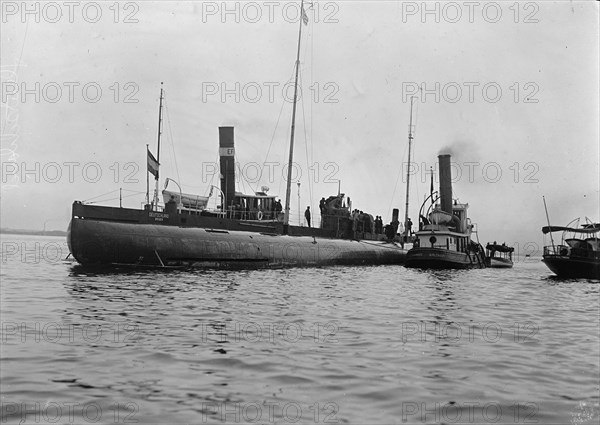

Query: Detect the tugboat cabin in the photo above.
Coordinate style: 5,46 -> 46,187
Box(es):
416,202 -> 475,254
485,242 -> 514,268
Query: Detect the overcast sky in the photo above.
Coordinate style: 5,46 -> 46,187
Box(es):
1,1 -> 598,252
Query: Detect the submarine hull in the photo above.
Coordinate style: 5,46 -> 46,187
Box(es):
68,218 -> 406,269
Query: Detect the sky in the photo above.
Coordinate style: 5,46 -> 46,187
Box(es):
1,0 -> 599,253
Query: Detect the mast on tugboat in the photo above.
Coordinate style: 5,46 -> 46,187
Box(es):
542,196 -> 556,251
403,96 -> 416,243
283,0 -> 307,234
154,82 -> 164,211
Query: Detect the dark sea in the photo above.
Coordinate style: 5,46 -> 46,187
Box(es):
1,234 -> 598,424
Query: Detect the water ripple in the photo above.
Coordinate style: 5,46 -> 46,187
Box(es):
1,236 -> 598,424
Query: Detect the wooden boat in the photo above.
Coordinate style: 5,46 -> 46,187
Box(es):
541,219 -> 599,279
485,243 -> 514,268
162,188 -> 209,212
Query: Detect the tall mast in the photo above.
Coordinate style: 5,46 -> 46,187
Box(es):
404,96 -> 416,240
154,82 -> 164,210
283,0 -> 305,234
146,144 -> 150,205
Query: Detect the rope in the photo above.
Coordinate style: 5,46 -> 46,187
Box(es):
82,189 -> 145,204
208,151 -> 220,196
236,161 -> 249,195
82,189 -> 119,203
387,137 -> 409,216
163,97 -> 181,184
237,133 -> 263,196
412,101 -> 420,209
299,67 -> 314,213
85,191 -> 144,205
259,62 -> 297,198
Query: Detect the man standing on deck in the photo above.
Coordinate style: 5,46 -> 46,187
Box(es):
305,206 -> 311,228
406,218 -> 413,239
319,197 -> 327,215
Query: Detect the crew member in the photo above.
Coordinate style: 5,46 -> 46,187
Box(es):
319,197 -> 327,215
305,206 -> 311,227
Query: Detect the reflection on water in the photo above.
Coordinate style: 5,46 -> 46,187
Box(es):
1,235 -> 598,424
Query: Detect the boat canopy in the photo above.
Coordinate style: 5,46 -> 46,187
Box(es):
542,224 -> 600,234
486,243 -> 514,253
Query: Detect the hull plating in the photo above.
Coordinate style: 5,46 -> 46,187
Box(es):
488,258 -> 513,268
542,255 -> 600,279
68,219 -> 406,268
405,247 -> 485,269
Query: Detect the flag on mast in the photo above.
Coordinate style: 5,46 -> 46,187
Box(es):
147,148 -> 159,178
302,5 -> 309,25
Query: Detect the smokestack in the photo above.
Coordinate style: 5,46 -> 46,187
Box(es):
219,127 -> 235,213
438,154 -> 452,214
392,208 -> 399,223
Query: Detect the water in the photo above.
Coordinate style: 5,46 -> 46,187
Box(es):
1,234 -> 598,424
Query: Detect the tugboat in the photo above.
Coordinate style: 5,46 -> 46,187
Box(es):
485,242 -> 514,268
67,0 -> 407,269
541,218 -> 599,279
405,154 -> 486,269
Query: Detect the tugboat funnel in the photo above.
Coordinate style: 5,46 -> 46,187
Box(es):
219,127 -> 235,214
438,154 -> 453,214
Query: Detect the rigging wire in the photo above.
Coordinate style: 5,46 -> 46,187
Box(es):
299,67 -> 314,211
412,100 -> 420,210
238,133 -> 262,196
388,100 -> 421,221
236,162 -> 249,195
258,62 -> 298,198
209,151 -> 220,193
163,96 -> 182,185
387,135 -> 409,217
83,189 -> 145,205
85,192 -> 145,205
309,5 -> 314,168
82,189 -> 119,203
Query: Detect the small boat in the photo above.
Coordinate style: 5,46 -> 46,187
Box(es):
541,219 -> 600,279
162,186 -> 209,212
405,154 -> 486,269
485,242 -> 514,268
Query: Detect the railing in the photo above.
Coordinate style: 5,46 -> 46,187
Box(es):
543,244 -> 598,259
224,208 -> 283,221
544,245 -> 568,256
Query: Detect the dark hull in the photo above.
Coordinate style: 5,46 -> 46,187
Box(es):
487,258 -> 513,268
68,218 -> 406,268
405,247 -> 485,269
542,255 -> 600,279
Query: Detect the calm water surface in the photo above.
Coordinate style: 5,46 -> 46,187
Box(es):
1,234 -> 599,424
